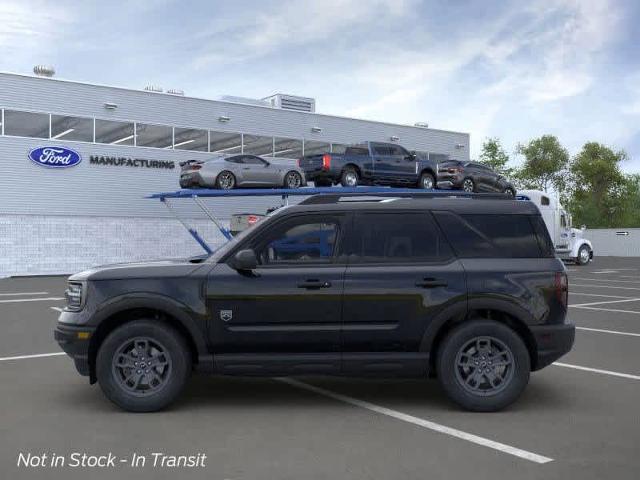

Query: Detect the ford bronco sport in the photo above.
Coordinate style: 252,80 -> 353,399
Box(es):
55,192 -> 574,412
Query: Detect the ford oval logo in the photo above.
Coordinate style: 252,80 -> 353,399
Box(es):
28,146 -> 82,168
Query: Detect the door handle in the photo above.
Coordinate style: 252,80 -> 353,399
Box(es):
415,278 -> 448,288
297,279 -> 332,289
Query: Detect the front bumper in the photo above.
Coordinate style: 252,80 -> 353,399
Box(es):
54,323 -> 95,377
530,322 -> 575,370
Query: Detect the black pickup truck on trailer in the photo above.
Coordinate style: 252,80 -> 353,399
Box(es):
299,141 -> 439,189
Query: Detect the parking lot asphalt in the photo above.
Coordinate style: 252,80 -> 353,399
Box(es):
1,259 -> 639,479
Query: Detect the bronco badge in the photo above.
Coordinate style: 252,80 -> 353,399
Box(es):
220,310 -> 233,322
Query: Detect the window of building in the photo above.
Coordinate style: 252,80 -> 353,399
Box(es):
243,134 -> 274,156
4,110 -> 49,138
331,143 -> 348,154
210,131 -> 242,154
434,212 -> 541,258
136,123 -> 173,149
304,140 -> 330,156
349,213 -> 452,263
50,115 -> 93,142
272,137 -> 303,159
255,218 -> 340,264
173,127 -> 208,151
95,119 -> 135,145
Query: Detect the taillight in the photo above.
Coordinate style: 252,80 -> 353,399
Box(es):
297,158 -> 301,167
247,215 -> 259,226
555,272 -> 568,307
322,154 -> 331,170
192,164 -> 202,170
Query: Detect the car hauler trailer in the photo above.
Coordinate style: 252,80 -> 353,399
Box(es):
517,190 -> 593,265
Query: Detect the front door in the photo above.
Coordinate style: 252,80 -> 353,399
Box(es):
206,213 -> 348,371
341,211 -> 466,375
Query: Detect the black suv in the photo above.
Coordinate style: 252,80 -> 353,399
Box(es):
55,192 -> 574,412
437,160 -> 516,195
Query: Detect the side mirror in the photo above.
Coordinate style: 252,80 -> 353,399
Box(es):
231,249 -> 258,271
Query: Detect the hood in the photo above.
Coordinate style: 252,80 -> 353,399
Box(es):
69,257 -> 207,281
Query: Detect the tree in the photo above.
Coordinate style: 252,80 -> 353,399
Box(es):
515,135 -> 569,193
568,143 -> 640,228
478,137 -> 513,176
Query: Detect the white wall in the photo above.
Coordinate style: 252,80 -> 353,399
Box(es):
586,228 -> 640,257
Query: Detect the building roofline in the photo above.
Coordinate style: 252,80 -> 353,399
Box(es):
0,71 -> 470,138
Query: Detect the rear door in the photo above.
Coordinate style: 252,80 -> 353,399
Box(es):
370,143 -> 394,181
387,144 -> 416,183
341,211 -> 466,375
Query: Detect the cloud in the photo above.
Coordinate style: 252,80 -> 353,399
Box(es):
0,1 -> 71,52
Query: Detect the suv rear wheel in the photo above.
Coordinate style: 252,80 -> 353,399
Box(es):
436,320 -> 530,412
96,319 -> 192,412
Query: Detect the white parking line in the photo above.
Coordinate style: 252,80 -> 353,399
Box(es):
576,326 -> 640,338
50,307 -> 63,312
277,377 -> 553,464
571,284 -> 640,291
572,277 -> 640,285
0,297 -> 64,304
570,306 -> 640,315
569,298 -> 640,307
0,352 -> 65,362
569,292 -> 632,299
554,362 -> 640,381
0,291 -> 49,296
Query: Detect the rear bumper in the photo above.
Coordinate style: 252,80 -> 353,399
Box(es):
179,172 -> 205,188
530,322 -> 575,370
54,323 -> 95,377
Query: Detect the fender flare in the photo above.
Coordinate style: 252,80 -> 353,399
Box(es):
571,239 -> 593,258
419,297 -> 536,354
90,293 -> 209,358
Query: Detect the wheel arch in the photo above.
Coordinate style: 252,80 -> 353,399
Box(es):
87,295 -> 209,383
342,163 -> 362,177
421,299 -> 538,375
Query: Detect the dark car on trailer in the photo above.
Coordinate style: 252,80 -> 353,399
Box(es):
437,160 -> 516,195
298,141 -> 439,189
55,191 -> 573,413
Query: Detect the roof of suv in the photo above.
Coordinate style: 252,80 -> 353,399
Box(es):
286,196 -> 539,215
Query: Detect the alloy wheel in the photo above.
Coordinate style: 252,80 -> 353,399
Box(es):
286,172 -> 302,189
344,172 -> 358,186
454,336 -> 515,396
463,179 -> 474,192
218,172 -> 235,189
112,337 -> 172,397
421,175 -> 434,189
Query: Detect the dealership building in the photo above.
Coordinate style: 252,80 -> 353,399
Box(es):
0,70 -> 470,276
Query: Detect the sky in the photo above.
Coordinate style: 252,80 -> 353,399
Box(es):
1,0 -> 639,171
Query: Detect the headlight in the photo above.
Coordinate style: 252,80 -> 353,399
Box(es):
64,282 -> 84,311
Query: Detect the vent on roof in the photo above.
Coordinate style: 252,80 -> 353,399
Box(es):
33,65 -> 55,77
219,95 -> 271,107
263,94 -> 316,113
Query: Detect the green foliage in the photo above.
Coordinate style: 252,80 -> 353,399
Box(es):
514,135 -> 569,193
478,137 -> 513,176
568,143 -> 640,227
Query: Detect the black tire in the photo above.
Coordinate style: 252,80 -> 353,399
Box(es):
314,178 -> 332,187
96,319 -> 192,412
215,171 -> 236,190
504,187 -> 516,197
340,167 -> 359,187
283,171 -> 303,189
576,244 -> 591,265
418,172 -> 436,189
436,320 -> 530,412
462,178 -> 475,192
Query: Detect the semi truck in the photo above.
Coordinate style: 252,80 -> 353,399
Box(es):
518,190 -> 593,265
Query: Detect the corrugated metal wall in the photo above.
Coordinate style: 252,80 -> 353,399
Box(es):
0,72 -> 470,219
586,228 -> 640,257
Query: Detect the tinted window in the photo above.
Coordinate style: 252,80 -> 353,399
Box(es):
225,155 -> 244,164
388,145 -> 409,156
51,115 -> 93,142
331,143 -> 348,154
530,215 -> 555,257
434,212 -> 541,258
255,218 -> 339,265
349,213 -> 452,263
95,119 -> 135,145
372,144 -> 391,155
243,155 -> 267,165
4,110 -> 49,138
541,196 -> 550,206
345,146 -> 369,156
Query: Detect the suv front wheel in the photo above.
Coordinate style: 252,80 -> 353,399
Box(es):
436,320 -> 530,412
96,319 -> 192,412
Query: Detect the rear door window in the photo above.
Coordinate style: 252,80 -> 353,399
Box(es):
433,212 -> 542,258
348,212 -> 453,263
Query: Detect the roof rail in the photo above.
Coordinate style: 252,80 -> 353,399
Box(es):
299,191 -> 512,205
